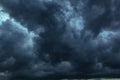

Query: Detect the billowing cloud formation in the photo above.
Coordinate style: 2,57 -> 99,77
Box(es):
0,0 -> 120,79
0,8 -> 38,72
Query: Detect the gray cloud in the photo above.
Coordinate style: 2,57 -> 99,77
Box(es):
0,0 -> 120,79
0,9 -> 37,72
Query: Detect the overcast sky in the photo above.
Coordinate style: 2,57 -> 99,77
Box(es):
0,0 -> 120,79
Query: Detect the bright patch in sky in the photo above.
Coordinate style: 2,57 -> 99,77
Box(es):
0,8 -> 10,25
97,30 -> 118,43
61,0 -> 73,20
69,17 -> 84,31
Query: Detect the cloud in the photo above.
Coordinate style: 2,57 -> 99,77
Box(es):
1,0 -> 120,79
0,9 -> 38,72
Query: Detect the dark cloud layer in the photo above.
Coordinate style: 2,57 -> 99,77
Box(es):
0,0 -> 120,79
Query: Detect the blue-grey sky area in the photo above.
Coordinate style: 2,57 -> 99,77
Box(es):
0,0 -> 120,79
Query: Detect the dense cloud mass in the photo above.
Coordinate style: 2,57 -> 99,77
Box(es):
0,0 -> 120,79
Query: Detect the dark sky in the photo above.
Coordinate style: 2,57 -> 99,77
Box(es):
0,0 -> 120,79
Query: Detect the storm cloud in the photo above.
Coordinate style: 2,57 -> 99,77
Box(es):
0,0 -> 120,79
